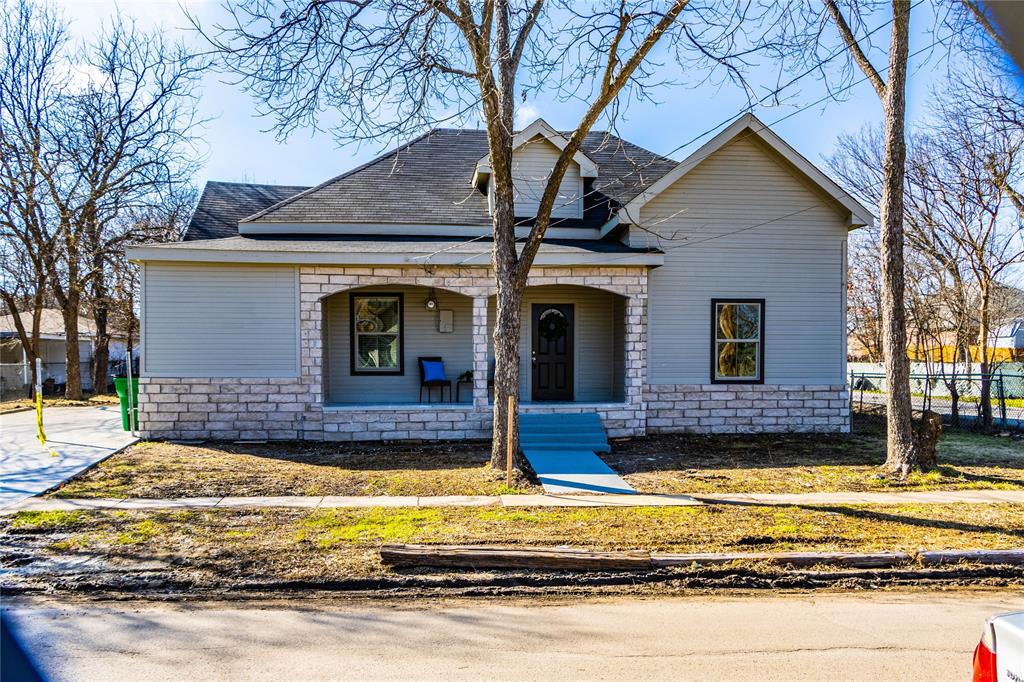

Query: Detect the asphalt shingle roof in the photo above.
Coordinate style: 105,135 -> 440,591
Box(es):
184,128 -> 678,240
184,182 -> 309,241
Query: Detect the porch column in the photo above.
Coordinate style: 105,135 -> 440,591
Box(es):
471,295 -> 489,409
297,268 -> 325,439
624,295 -> 647,430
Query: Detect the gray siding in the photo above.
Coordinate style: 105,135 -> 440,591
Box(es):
489,285 -> 623,402
510,137 -> 583,219
142,263 -> 299,377
631,136 -> 849,385
324,285 -> 474,403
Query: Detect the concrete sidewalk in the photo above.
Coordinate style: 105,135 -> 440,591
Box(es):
5,488 -> 1024,513
0,406 -> 137,509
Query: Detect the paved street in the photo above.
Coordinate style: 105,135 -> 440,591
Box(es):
0,406 -> 136,508
6,591 -> 1023,681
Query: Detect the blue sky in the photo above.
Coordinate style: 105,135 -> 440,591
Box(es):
55,0 -> 953,190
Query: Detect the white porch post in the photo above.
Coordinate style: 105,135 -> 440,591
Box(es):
471,295 -> 489,409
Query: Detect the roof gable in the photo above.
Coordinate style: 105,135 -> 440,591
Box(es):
618,113 -> 874,229
473,118 -> 599,186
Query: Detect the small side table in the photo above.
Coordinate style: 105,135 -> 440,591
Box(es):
456,379 -> 473,402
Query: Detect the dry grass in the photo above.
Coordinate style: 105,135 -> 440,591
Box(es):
5,503 -> 1024,585
47,414 -> 1024,500
0,394 -> 120,413
52,439 -> 540,499
610,419 -> 1024,494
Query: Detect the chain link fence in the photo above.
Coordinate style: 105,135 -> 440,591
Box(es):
849,371 -> 1024,430
0,362 -> 70,400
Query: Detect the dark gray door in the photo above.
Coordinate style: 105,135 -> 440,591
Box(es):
531,303 -> 574,401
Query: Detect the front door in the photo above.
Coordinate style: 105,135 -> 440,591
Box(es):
531,303 -> 574,401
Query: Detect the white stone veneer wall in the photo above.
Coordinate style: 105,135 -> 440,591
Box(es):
644,384 -> 851,434
138,264 -> 850,441
139,264 -> 648,441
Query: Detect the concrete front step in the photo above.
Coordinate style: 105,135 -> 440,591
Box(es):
519,410 -> 624,494
519,440 -> 612,453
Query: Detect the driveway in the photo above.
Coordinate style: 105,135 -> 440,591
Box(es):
5,591 -> 1020,680
0,406 -> 136,508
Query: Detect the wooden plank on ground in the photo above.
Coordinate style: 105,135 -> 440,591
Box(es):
380,544 -> 652,571
651,551 -> 914,569
918,549 -> 1024,566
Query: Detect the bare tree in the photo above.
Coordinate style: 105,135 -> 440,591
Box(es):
0,0 -> 66,397
911,105 -> 1024,427
40,17 -> 204,399
831,78 -> 1024,431
104,190 -> 197,376
846,228 -> 884,362
197,0 -> 773,468
772,0 -> 916,473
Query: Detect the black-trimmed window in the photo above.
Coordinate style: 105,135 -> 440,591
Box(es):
711,299 -> 764,384
350,293 -> 404,375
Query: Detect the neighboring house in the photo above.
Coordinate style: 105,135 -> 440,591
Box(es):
127,114 -> 871,441
0,309 -> 133,398
993,320 -> 1024,361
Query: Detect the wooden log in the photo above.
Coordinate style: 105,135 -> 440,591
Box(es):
651,551 -> 914,569
918,549 -> 1024,566
380,544 -> 652,571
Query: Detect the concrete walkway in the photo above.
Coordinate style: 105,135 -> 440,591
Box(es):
0,406 -> 137,509
5,488 -> 1024,514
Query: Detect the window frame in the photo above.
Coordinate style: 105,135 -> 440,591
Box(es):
710,298 -> 765,385
349,292 -> 405,376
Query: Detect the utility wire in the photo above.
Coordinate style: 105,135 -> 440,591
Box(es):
413,3 -> 925,266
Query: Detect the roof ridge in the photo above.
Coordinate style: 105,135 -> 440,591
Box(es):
240,128 -> 445,223
205,180 -> 310,189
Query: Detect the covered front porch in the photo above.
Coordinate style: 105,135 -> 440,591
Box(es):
294,265 -> 648,440
320,283 -> 632,408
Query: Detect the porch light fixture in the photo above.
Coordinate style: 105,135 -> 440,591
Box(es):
424,288 -> 438,311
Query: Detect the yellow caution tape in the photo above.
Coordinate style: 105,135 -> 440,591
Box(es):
35,390 -> 46,446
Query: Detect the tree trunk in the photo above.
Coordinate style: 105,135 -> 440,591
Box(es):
91,270 -> 111,394
977,281 -> 992,428
950,385 -> 961,427
490,286 -> 524,470
92,329 -> 110,394
62,288 -> 83,400
878,0 -> 918,475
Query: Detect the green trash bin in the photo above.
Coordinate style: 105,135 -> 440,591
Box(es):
114,377 -> 139,431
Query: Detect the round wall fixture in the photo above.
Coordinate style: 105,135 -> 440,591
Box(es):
424,288 -> 438,311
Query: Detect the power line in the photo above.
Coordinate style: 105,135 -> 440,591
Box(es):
413,2 -> 925,266
439,34 -> 948,267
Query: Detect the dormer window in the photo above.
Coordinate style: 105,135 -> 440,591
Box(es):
474,118 -> 598,221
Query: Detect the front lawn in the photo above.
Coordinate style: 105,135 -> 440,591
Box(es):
51,415 -> 1024,499
610,421 -> 1024,494
52,439 -> 540,499
4,503 -> 1023,590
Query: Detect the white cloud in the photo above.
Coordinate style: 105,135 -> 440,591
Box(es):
515,103 -> 541,129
